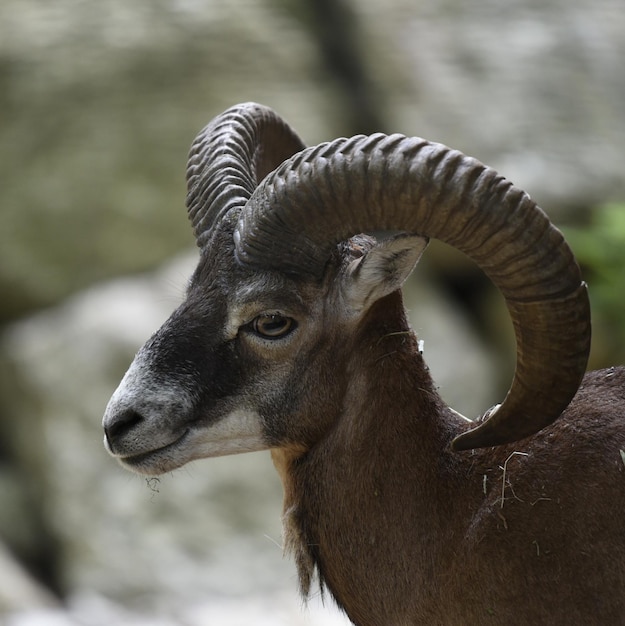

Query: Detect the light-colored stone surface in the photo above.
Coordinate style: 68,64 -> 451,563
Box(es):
0,542 -> 59,612
1,0 -> 623,317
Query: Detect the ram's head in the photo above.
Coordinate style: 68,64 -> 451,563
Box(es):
103,102 -> 590,475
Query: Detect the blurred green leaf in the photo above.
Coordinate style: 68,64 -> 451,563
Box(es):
564,203 -> 625,365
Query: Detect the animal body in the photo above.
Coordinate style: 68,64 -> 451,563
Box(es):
103,103 -> 625,625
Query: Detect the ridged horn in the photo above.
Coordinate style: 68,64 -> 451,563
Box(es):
186,102 -> 305,245
234,130 -> 591,451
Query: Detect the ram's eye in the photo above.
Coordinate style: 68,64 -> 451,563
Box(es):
251,314 -> 296,338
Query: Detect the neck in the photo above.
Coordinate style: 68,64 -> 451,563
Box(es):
272,294 -> 467,623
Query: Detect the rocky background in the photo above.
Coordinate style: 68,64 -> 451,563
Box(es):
1,0 -> 624,623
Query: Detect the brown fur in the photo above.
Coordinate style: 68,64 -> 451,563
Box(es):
272,292 -> 625,625
104,218 -> 623,624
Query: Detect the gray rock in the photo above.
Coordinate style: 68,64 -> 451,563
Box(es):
358,0 -> 625,212
0,541 -> 59,613
1,0 -> 623,319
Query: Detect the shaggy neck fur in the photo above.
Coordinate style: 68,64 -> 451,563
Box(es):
271,292 -> 466,623
271,310 -> 625,624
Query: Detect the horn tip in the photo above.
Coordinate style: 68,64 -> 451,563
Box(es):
451,405 -> 505,451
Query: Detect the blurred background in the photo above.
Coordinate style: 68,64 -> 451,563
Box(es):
1,0 -> 624,623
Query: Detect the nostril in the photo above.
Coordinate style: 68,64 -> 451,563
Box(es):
104,408 -> 144,449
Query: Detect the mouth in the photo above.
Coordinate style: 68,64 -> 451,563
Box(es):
113,429 -> 191,476
104,408 -> 269,475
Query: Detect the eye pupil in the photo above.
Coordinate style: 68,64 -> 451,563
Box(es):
252,314 -> 294,338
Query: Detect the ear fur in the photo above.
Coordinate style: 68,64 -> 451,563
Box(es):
342,233 -> 429,313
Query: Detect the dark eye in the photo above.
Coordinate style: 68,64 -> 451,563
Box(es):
251,314 -> 296,339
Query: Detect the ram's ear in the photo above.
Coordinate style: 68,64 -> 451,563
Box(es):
342,233 -> 429,313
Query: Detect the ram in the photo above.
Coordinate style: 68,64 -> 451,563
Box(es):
103,103 -> 625,624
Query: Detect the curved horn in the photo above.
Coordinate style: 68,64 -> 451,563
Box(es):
186,102 -> 306,245
234,132 -> 591,451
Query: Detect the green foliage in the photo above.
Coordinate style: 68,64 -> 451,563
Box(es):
564,203 -> 625,366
